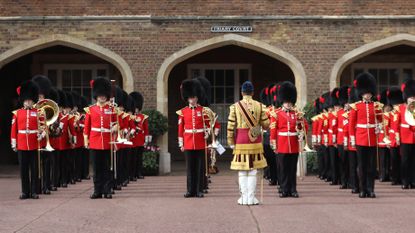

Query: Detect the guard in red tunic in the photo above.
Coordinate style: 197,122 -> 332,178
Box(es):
391,80 -> 415,189
328,88 -> 340,186
48,87 -> 62,191
270,81 -> 304,198
346,87 -> 360,194
377,90 -> 392,182
177,79 -> 210,198
349,72 -> 382,198
311,98 -> 324,179
386,87 -> 404,185
84,78 -> 117,199
129,91 -> 150,180
11,80 -> 44,199
62,91 -> 77,185
318,92 -> 331,182
336,86 -> 350,189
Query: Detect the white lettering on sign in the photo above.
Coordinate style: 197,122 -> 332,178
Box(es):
211,26 -> 253,33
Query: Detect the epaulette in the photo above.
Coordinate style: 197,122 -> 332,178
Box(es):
84,107 -> 90,114
68,114 -> 74,120
12,110 -> 18,116
349,102 -> 358,110
394,105 -> 400,113
375,101 -> 384,110
342,111 -> 349,118
142,114 -> 149,121
176,109 -> 183,116
122,112 -> 129,119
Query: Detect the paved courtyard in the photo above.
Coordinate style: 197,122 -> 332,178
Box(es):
1,165 -> 415,233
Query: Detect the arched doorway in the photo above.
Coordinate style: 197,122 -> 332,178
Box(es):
157,34 -> 307,173
330,33 -> 415,89
0,35 -> 134,164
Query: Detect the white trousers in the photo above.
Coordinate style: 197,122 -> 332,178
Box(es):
238,169 -> 259,205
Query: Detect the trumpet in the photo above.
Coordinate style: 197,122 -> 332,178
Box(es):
405,101 -> 415,126
295,109 -> 314,152
34,99 -> 59,151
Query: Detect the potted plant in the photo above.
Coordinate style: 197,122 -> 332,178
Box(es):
141,109 -> 168,176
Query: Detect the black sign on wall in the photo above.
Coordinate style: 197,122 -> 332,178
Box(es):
211,26 -> 253,33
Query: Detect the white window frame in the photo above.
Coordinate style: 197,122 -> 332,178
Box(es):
43,64 -> 110,89
350,63 -> 415,87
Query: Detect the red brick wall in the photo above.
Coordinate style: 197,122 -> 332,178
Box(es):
1,1 -> 415,16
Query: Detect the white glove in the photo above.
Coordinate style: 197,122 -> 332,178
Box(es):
343,138 -> 348,147
332,136 -> 337,144
229,144 -> 235,150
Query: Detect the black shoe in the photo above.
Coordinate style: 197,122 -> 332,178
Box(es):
50,187 -> 57,191
339,185 -> 347,189
368,192 -> 376,198
379,178 -> 385,182
90,193 -> 102,199
351,189 -> 360,194
269,180 -> 277,186
70,180 -> 76,185
291,192 -> 299,198
137,175 -> 144,179
111,189 -> 115,195
83,176 -> 91,180
359,192 -> 366,198
76,179 -> 82,182
330,181 -> 338,186
184,192 -> 194,198
114,185 -> 122,191
42,189 -> 51,195
279,192 -> 289,198
402,185 -> 410,190
278,187 -> 282,194
104,194 -> 112,199
203,189 -> 209,194
391,181 -> 399,185
19,193 -> 30,200
195,192 -> 204,198
62,183 -> 68,188
31,193 -> 39,199
410,184 -> 415,189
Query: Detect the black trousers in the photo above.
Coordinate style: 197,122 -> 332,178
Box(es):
18,150 -> 38,196
185,150 -> 203,194
356,146 -> 377,193
91,149 -> 111,195
115,148 -> 125,185
264,144 -> 278,183
81,148 -> 90,179
379,147 -> 390,180
329,146 -> 339,184
74,148 -> 83,181
128,147 -> 137,180
316,145 -> 325,178
200,149 -> 208,191
348,150 -> 359,191
400,144 -> 415,186
136,146 -> 144,177
59,150 -> 69,185
338,145 -> 349,187
42,151 -> 52,192
52,150 -> 61,187
390,147 -> 401,183
278,154 -> 299,193
322,146 -> 331,180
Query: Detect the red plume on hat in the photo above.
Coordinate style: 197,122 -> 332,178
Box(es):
377,94 -> 381,101
387,89 -> 390,97
336,90 -> 340,98
16,86 -> 21,96
265,87 -> 269,95
90,80 -> 95,88
319,96 -> 325,103
353,79 -> 357,87
401,83 -> 406,92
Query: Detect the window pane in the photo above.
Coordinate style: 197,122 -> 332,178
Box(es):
389,69 -> 399,85
82,70 -> 92,86
72,88 -> 82,96
205,69 -> 214,82
354,69 -> 364,79
97,69 -> 107,78
378,69 -> 388,86
216,87 -> 224,103
72,70 -> 82,86
225,70 -> 235,86
403,69 -> 413,81
190,69 -> 201,79
240,69 -> 249,84
225,87 -> 234,103
62,70 -> 72,86
47,70 -> 58,86
215,70 -> 224,86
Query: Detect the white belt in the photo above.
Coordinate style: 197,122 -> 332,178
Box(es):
356,124 -> 376,129
18,130 -> 38,134
79,124 -> 85,127
328,129 -> 333,133
184,129 -> 205,133
278,132 -> 298,136
338,128 -> 343,132
389,130 -> 395,133
91,127 -> 111,133
401,124 -> 410,128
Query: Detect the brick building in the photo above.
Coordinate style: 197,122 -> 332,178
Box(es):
1,1 -> 415,174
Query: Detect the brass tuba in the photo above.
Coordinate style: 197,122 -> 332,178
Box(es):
34,99 -> 59,151
405,101 -> 415,126
295,108 -> 314,152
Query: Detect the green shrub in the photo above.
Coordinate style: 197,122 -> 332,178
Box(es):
142,109 -> 168,138
306,151 -> 319,174
143,150 -> 159,176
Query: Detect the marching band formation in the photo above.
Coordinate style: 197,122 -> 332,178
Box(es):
10,71 -> 415,203
11,76 -> 150,199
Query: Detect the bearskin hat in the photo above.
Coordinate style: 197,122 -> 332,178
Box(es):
320,92 -> 331,110
348,87 -> 359,104
48,87 -> 60,103
269,83 -> 280,107
354,72 -> 377,97
71,91 -> 81,109
337,86 -> 349,106
32,75 -> 52,98
194,77 -> 211,107
80,96 -> 88,112
277,81 -> 297,104
114,86 -> 126,107
329,87 -> 340,107
57,90 -> 67,107
313,98 -> 321,114
129,91 -> 143,111
402,79 -> 415,101
125,95 -> 136,113
91,77 -> 111,100
64,91 -> 74,109
180,79 -> 203,102
378,89 -> 388,106
387,87 -> 404,106
17,80 -> 39,103
260,88 -> 269,106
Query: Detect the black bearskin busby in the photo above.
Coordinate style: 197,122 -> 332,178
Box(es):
49,88 -> 60,103
314,98 -> 321,114
378,89 -> 388,106
17,80 -> 39,103
64,91 -> 74,109
91,77 -> 111,100
129,91 -> 143,111
329,87 -> 340,107
80,96 -> 88,112
125,95 -> 136,113
180,79 -> 203,102
348,87 -> 359,104
337,86 -> 349,107
57,89 -> 67,107
387,87 -> 404,106
277,81 -> 297,104
194,77 -> 211,107
354,72 -> 377,97
269,83 -> 280,107
260,88 -> 269,106
32,75 -> 52,98
320,92 -> 331,110
71,91 -> 81,109
114,86 -> 126,107
402,79 -> 415,101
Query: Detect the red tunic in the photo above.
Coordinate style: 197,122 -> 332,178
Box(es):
377,112 -> 390,148
131,113 -> 149,147
349,101 -> 383,147
327,111 -> 338,146
392,104 -> 415,144
270,109 -> 301,154
83,103 -> 117,150
177,105 -> 210,150
388,109 -> 400,148
11,108 -> 41,151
